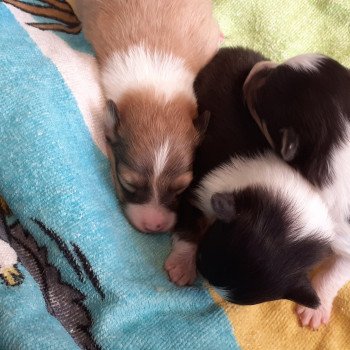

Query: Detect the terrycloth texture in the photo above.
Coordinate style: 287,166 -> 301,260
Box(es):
0,1 -> 237,349
214,0 -> 350,66
0,1 -> 350,350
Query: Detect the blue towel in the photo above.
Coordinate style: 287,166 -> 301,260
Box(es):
0,1 -> 238,349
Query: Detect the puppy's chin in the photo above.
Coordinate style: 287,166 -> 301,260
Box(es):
124,203 -> 176,234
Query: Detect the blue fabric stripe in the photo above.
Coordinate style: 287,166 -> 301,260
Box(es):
0,4 -> 239,350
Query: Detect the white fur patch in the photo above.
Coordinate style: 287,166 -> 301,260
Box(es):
320,124 -> 350,257
194,152 -> 334,242
296,125 -> 350,328
101,44 -> 196,103
154,140 -> 170,177
284,54 -> 325,72
151,139 -> 171,203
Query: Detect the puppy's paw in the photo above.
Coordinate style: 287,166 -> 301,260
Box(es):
296,304 -> 332,330
164,252 -> 197,286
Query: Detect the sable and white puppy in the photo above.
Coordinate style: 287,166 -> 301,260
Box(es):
75,0 -> 221,233
166,48 -> 334,311
244,53 -> 350,329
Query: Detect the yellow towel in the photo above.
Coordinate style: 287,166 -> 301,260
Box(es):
211,285 -> 350,349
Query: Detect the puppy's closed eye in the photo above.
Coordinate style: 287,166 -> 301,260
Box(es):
117,165 -> 146,193
170,172 -> 193,195
117,174 -> 137,193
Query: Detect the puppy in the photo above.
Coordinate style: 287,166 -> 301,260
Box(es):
244,53 -> 350,329
166,48 -> 334,313
75,0 -> 221,233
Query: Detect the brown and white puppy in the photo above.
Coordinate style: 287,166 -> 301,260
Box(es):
75,0 -> 221,233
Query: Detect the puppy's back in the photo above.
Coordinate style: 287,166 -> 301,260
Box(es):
193,47 -> 270,178
75,0 -> 220,71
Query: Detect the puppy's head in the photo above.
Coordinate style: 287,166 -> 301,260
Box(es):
243,55 -> 350,183
197,187 -> 333,307
105,91 -> 210,233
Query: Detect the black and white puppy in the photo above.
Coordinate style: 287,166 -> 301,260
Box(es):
165,48 -> 334,311
244,53 -> 350,329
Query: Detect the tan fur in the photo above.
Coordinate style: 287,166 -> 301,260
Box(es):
75,0 -> 220,72
117,89 -> 198,165
75,0 -> 220,232
106,89 -> 198,229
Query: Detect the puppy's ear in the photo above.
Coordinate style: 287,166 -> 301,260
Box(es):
105,100 -> 121,144
211,192 -> 236,223
280,127 -> 299,162
243,60 -> 277,106
285,275 -> 320,309
194,110 -> 211,139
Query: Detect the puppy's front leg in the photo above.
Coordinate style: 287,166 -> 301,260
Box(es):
165,199 -> 207,286
164,235 -> 198,286
296,255 -> 350,330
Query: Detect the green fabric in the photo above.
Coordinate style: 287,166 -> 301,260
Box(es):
214,0 -> 350,66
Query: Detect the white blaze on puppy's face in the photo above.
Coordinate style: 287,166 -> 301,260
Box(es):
154,140 -> 170,179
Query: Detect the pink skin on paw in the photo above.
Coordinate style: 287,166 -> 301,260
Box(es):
164,254 -> 196,286
295,255 -> 350,330
164,239 -> 197,286
296,304 -> 332,330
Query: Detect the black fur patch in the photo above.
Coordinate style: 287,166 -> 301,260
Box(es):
176,47 -> 333,307
175,47 -> 270,241
196,186 -> 329,307
252,56 -> 350,187
176,47 -> 270,235
193,47 -> 270,180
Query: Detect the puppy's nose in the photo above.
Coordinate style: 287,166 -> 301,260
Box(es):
144,222 -> 166,233
141,210 -> 172,233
